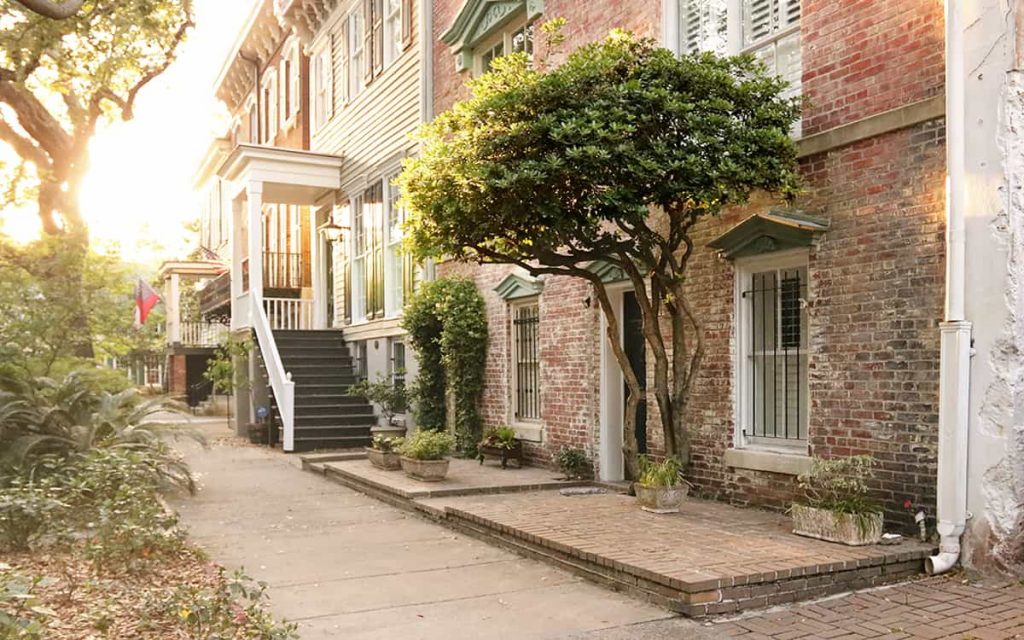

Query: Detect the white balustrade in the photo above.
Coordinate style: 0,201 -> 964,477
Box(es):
178,321 -> 230,347
263,297 -> 314,330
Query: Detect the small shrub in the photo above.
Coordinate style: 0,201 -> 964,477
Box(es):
636,455 -> 686,488
370,435 -> 404,453
0,568 -> 55,640
400,430 -> 455,461
168,568 -> 298,640
555,446 -> 592,480
479,426 -> 518,450
0,484 -> 67,552
797,455 -> 881,515
349,375 -> 407,425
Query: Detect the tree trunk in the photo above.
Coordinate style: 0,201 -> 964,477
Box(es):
592,282 -> 641,481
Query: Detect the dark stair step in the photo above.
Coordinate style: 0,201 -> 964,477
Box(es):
291,435 -> 372,452
295,413 -> 377,427
293,395 -> 370,407
287,375 -> 359,387
277,347 -> 352,358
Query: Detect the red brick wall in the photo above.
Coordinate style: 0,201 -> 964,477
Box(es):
802,0 -> 944,135
167,354 -> 187,396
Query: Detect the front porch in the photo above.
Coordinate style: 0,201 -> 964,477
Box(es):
304,453 -> 933,618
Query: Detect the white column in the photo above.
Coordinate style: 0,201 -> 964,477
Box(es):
247,181 -> 265,311
230,195 -> 244,330
311,207 -> 326,330
167,273 -> 181,344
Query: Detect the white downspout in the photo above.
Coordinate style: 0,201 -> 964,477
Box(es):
929,0 -> 972,575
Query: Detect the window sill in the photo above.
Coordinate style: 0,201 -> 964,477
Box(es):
723,448 -> 811,476
511,422 -> 542,443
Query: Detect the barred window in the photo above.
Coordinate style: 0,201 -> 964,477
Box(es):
740,261 -> 808,445
390,339 -> 406,413
511,301 -> 540,422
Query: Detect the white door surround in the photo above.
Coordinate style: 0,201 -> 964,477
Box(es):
598,283 -> 633,482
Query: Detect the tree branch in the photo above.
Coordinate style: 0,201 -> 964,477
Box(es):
12,0 -> 84,19
115,6 -> 195,121
0,116 -> 51,172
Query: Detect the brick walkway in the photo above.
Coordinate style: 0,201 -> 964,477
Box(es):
426,491 -> 931,615
714,576 -> 1024,639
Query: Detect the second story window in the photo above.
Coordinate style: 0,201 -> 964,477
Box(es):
384,0 -> 402,66
346,11 -> 365,101
312,47 -> 331,130
476,19 -> 534,74
262,70 -> 278,144
741,0 -> 801,99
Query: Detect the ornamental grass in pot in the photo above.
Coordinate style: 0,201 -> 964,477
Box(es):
791,455 -> 884,546
634,455 -> 689,514
477,426 -> 523,468
366,435 -> 404,470
399,430 -> 455,482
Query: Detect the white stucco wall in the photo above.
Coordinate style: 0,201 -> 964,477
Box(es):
962,0 -> 1024,568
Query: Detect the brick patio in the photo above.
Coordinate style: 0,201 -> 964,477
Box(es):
713,575 -> 1024,639
304,456 -> 933,618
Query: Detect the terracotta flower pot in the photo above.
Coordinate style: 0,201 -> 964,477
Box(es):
366,447 -> 402,470
791,503 -> 883,546
634,482 -> 688,514
400,456 -> 450,482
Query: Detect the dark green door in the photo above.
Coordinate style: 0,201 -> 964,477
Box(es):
623,290 -> 647,454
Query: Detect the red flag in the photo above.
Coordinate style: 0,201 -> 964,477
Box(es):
134,278 -> 160,326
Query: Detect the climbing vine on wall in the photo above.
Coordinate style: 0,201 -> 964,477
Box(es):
403,277 -> 488,453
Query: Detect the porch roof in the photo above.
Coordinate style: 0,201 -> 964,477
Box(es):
707,209 -> 830,260
157,260 -> 226,279
217,144 -> 343,205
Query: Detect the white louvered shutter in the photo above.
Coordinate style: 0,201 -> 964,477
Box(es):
742,0 -> 772,47
680,0 -> 728,54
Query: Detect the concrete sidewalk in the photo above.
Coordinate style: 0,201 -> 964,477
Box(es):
169,421 -> 708,639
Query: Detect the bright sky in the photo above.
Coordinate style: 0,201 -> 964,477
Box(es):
1,0 -> 255,267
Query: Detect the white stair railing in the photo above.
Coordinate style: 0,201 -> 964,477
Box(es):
264,297 -> 313,331
251,296 -> 295,451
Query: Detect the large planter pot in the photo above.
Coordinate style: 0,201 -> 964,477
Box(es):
791,503 -> 884,546
371,424 -> 407,441
634,482 -> 688,514
400,456 -> 450,482
365,447 -> 402,470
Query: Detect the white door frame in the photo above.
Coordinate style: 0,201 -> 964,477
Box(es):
598,282 -> 633,482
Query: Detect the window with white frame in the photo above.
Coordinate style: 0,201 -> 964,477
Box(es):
679,0 -> 800,101
389,338 -> 407,412
510,300 -> 541,423
737,252 -> 808,449
247,99 -> 258,143
385,175 -> 404,316
347,10 -> 365,101
262,69 -> 277,143
312,46 -> 331,130
351,193 -> 367,321
476,18 -> 534,74
384,0 -> 402,66
279,41 -> 298,127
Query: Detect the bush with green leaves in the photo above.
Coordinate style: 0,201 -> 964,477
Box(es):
402,278 -> 487,453
400,430 -> 455,461
167,568 -> 298,640
797,455 -> 881,516
555,446 -> 592,480
479,426 -> 518,450
636,455 -> 686,488
348,375 -> 407,426
204,335 -> 252,397
370,435 -> 404,453
0,568 -> 55,640
398,27 -> 801,480
0,483 -> 67,552
0,370 -> 200,487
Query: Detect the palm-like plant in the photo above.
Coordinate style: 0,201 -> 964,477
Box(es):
0,371 -> 203,493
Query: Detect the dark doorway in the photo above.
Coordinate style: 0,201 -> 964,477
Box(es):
185,354 -> 214,408
623,290 -> 647,454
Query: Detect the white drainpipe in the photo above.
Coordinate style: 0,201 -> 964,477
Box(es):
928,0 -> 972,576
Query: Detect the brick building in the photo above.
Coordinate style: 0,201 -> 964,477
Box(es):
430,0 -> 947,527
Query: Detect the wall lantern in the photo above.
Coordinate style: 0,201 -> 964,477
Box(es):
319,221 -> 349,243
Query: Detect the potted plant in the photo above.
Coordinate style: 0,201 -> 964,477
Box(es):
633,455 -> 689,514
399,430 -> 456,482
477,426 -> 523,468
555,446 -> 592,480
365,434 -> 404,470
348,374 -> 408,440
792,455 -> 884,546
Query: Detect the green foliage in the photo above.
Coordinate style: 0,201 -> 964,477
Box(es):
479,426 -> 518,450
167,568 -> 299,640
636,455 -> 686,488
0,237 -> 163,374
402,278 -> 487,452
399,430 -> 455,461
555,446 -> 592,480
349,375 -> 407,426
204,335 -> 252,396
0,483 -> 66,551
398,29 -> 803,472
369,434 -> 404,453
797,455 -> 881,516
0,568 -> 55,640
0,369 -> 200,491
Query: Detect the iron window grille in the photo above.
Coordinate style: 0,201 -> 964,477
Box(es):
742,265 -> 808,444
512,302 -> 540,422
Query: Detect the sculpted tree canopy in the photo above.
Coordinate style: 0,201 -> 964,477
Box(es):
0,0 -> 194,242
398,31 -> 801,478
